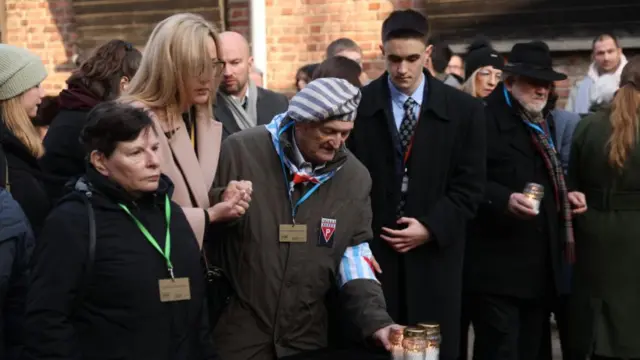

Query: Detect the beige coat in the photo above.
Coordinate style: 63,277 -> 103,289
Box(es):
127,101 -> 222,246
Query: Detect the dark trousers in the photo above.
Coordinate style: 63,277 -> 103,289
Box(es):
540,295 -> 584,360
592,357 -> 640,360
468,294 -> 546,360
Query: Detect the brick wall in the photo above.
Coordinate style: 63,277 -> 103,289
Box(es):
4,0 -> 76,94
226,0 -> 595,105
1,0 -> 599,106
553,52 -> 592,109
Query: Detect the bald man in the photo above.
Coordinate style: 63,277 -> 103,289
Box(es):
215,31 -> 289,139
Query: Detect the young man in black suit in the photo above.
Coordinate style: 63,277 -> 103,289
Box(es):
348,9 -> 486,360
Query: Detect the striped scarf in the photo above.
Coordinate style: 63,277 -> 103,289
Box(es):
519,109 -> 575,264
266,113 -> 342,189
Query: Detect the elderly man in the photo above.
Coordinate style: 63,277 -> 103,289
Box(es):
465,41 -> 587,360
215,31 -> 288,139
209,77 -> 396,360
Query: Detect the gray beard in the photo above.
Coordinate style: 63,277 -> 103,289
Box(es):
512,91 -> 546,118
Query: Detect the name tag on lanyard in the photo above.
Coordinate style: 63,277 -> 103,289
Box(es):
159,278 -> 192,302
279,224 -> 307,243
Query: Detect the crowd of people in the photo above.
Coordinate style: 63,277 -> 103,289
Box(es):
0,7 -> 638,360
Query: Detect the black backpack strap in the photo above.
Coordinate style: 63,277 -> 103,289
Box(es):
73,191 -> 96,313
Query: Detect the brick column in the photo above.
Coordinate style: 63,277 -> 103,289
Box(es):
5,0 -> 77,94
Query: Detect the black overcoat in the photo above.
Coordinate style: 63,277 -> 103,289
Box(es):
465,83 -> 567,299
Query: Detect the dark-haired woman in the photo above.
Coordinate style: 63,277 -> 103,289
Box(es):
295,63 -> 319,92
41,39 -> 141,195
568,56 -> 640,360
23,102 -> 218,360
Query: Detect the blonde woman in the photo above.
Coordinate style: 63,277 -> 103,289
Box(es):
121,13 -> 250,246
461,40 -> 504,98
0,44 -> 53,235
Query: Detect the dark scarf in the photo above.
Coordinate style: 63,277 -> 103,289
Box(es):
518,107 -> 575,264
58,79 -> 101,110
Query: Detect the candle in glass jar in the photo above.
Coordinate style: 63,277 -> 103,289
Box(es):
402,327 -> 427,360
417,323 -> 441,360
523,182 -> 544,214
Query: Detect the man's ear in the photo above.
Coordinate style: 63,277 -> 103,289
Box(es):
424,44 -> 433,59
379,44 -> 385,57
248,56 -> 254,70
90,150 -> 109,176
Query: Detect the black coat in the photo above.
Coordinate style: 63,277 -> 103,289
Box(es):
465,83 -> 566,299
214,87 -> 288,139
22,168 -> 217,360
40,109 -> 90,197
348,71 -> 486,359
0,122 -> 54,236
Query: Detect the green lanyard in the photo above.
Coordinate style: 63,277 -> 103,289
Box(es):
119,195 -> 174,279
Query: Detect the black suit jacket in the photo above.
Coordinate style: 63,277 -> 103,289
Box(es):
214,87 -> 289,139
348,70 -> 486,359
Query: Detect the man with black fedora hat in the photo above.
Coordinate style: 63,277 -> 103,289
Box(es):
349,9 -> 486,360
464,40 -> 587,360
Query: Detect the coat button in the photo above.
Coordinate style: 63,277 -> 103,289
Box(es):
285,281 -> 293,287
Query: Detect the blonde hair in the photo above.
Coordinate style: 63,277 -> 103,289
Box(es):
461,68 -> 481,97
120,13 -> 222,126
607,56 -> 640,168
1,96 -> 44,158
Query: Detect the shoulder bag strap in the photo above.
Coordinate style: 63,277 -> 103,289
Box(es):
73,193 -> 97,313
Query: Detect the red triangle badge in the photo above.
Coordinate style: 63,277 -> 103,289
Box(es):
321,218 -> 336,243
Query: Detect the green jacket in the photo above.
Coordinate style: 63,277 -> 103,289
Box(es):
568,108 -> 640,357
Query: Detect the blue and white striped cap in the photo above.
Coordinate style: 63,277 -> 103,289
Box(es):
287,77 -> 361,123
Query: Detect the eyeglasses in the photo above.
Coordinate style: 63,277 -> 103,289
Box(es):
477,69 -> 503,81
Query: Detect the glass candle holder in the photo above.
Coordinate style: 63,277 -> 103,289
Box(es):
418,323 -> 441,360
523,182 -> 544,214
402,327 -> 427,360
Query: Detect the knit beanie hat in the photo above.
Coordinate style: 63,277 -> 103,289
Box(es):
0,44 -> 47,101
464,38 -> 504,80
287,77 -> 361,123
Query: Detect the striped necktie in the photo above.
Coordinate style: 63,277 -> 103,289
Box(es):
396,97 -> 418,217
398,97 -> 418,151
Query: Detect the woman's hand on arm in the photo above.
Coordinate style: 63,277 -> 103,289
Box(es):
207,181 -> 252,223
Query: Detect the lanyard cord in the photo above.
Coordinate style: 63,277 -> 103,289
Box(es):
119,195 -> 174,278
275,122 -> 334,223
503,86 -> 556,150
